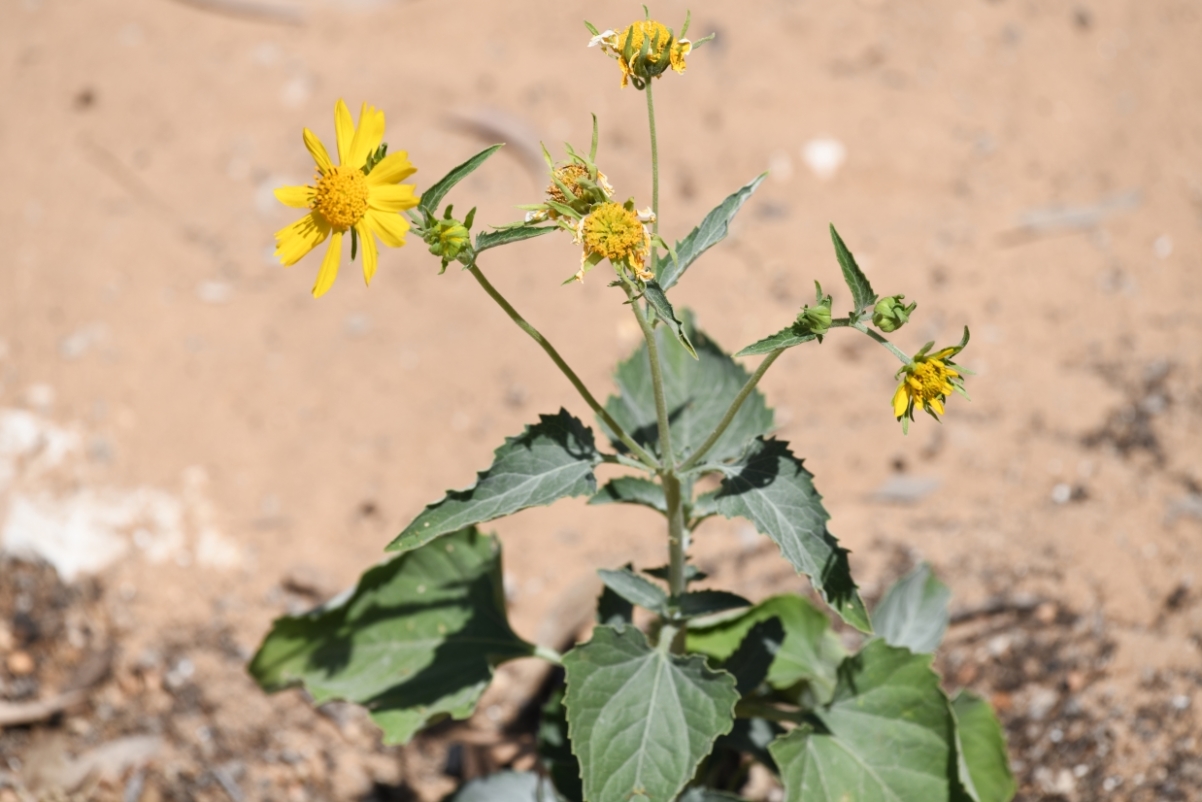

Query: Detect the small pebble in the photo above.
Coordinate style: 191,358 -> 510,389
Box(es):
6,650 -> 35,676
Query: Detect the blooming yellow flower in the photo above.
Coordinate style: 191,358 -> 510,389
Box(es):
891,334 -> 970,431
574,201 -> 652,283
589,19 -> 692,88
274,99 -> 419,298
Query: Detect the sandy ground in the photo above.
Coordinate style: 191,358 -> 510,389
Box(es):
1,0 -> 1201,799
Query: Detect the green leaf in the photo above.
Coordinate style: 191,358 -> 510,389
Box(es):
563,626 -> 739,802
830,224 -> 877,315
589,477 -> 667,514
678,790 -> 747,802
389,410 -> 601,552
643,281 -> 698,359
688,595 -> 846,699
475,225 -> 557,255
597,583 -> 635,629
603,314 -> 773,464
643,564 -> 708,584
679,590 -> 752,619
539,688 -> 584,802
249,528 -> 531,745
598,567 -> 668,613
871,562 -> 951,654
660,174 -> 767,291
952,692 -> 1017,802
420,144 -> 504,216
720,617 -> 785,695
443,771 -> 562,802
768,640 -> 953,802
736,323 -> 818,358
694,439 -> 869,632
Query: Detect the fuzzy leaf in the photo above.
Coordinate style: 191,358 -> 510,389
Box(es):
598,567 -> 668,613
679,590 -> 752,619
694,439 -> 869,631
603,313 -> 773,464
768,640 -> 953,802
643,281 -> 698,358
420,144 -> 503,216
249,528 -> 531,745
443,771 -> 562,802
389,410 -> 600,552
720,617 -> 785,695
736,323 -> 818,357
952,691 -> 1017,802
660,174 -> 767,290
678,790 -> 748,802
830,224 -> 877,315
538,689 -> 584,802
871,562 -> 951,654
475,225 -> 556,254
563,626 -> 739,802
688,595 -> 845,699
589,477 -> 667,514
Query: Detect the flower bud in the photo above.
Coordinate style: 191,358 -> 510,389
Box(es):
797,299 -> 832,338
873,295 -> 917,333
423,205 -> 475,273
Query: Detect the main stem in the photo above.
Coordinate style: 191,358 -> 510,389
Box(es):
468,264 -> 659,471
641,84 -> 686,654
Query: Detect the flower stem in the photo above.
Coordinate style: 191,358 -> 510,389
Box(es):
645,81 -> 661,274
468,264 -> 660,471
532,644 -> 564,666
853,322 -> 914,366
625,284 -> 675,468
679,348 -> 784,471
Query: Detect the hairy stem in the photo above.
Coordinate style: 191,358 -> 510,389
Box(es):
468,264 -> 659,471
645,81 -> 660,274
679,348 -> 784,471
854,322 -> 914,366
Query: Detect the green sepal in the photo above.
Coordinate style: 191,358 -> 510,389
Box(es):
349,226 -> 359,261
829,224 -> 877,315
419,144 -> 504,217
248,527 -> 532,745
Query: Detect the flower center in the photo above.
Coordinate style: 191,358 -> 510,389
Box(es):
547,163 -> 591,205
621,20 -> 673,64
582,202 -> 648,264
312,167 -> 369,230
910,360 -> 954,401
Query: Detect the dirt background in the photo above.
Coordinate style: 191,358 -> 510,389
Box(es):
2,0 -> 1201,799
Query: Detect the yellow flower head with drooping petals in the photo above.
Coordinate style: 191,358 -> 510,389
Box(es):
891,331 -> 972,433
589,17 -> 695,89
574,201 -> 652,283
274,100 -> 419,298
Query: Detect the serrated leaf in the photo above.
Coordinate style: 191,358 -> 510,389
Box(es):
563,626 -> 739,802
598,567 -> 668,613
443,771 -> 563,802
694,439 -> 869,632
539,688 -> 584,802
871,562 -> 951,654
679,590 -> 752,619
475,225 -> 556,255
688,595 -> 846,699
736,322 -> 818,357
678,790 -> 748,802
830,224 -> 877,314
660,174 -> 767,291
249,528 -> 531,745
952,691 -> 1017,802
768,640 -> 953,802
589,476 -> 667,514
420,144 -> 504,216
720,617 -> 784,695
643,281 -> 697,359
603,313 -> 773,464
389,410 -> 601,552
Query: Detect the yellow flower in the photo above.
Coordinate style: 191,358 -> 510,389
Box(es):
574,201 -> 652,283
590,19 -> 692,88
274,99 -> 419,298
891,335 -> 970,431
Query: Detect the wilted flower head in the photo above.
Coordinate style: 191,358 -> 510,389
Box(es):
588,12 -> 708,89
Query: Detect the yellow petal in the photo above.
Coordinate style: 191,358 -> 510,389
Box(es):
334,99 -> 354,166
357,221 -> 379,286
302,129 -> 333,174
274,213 -> 329,266
892,384 -> 909,418
364,208 -> 410,248
366,152 -> 416,186
349,103 -> 385,170
929,397 -> 945,416
368,184 -> 419,212
312,231 -> 342,297
274,185 -> 314,209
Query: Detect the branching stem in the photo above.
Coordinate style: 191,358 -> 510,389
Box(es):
679,348 -> 784,471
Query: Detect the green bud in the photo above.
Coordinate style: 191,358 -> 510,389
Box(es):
424,204 -> 475,273
873,295 -> 917,333
797,295 -> 833,338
